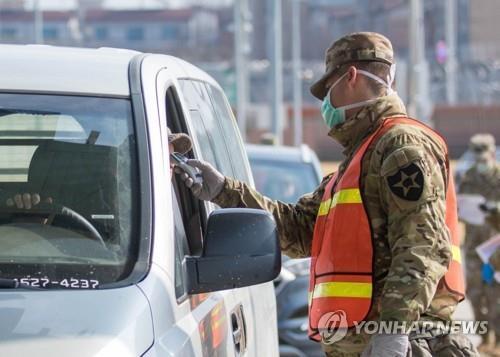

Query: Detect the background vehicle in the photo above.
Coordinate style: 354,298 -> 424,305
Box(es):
246,144 -> 322,203
0,44 -> 280,357
454,146 -> 500,187
246,143 -> 324,357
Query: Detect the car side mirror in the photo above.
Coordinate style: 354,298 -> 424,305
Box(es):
184,208 -> 281,294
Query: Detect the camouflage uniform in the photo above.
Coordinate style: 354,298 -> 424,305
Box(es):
213,32 -> 476,356
491,249 -> 500,272
487,209 -> 500,234
458,156 -> 500,342
488,190 -> 500,273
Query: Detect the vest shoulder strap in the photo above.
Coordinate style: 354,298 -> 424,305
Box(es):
375,117 -> 448,154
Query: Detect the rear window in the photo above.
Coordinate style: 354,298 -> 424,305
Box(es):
249,159 -> 319,203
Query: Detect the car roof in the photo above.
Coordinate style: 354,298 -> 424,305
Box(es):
0,44 -> 140,97
0,44 -> 223,98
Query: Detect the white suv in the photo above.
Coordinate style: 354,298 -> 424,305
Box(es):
0,45 -> 280,357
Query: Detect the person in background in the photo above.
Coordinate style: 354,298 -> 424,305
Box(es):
177,32 -> 476,356
459,133 -> 500,354
478,201 -> 500,356
487,248 -> 500,279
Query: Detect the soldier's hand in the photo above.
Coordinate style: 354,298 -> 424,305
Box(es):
6,193 -> 52,209
175,159 -> 225,201
361,333 -> 409,357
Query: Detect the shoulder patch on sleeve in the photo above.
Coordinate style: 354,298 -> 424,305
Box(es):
386,163 -> 424,201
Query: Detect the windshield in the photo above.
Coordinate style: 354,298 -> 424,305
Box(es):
249,159 -> 319,203
0,93 -> 139,289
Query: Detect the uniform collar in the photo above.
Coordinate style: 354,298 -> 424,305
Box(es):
328,93 -> 407,157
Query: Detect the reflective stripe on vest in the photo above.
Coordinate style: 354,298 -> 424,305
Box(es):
312,195 -> 463,300
308,282 -> 372,303
307,117 -> 465,342
452,245 -> 462,264
318,188 -> 362,216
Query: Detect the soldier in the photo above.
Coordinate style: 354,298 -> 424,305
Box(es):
480,202 -> 500,289
489,248 -> 500,277
459,134 -> 500,353
176,32 -> 476,356
483,201 -> 500,290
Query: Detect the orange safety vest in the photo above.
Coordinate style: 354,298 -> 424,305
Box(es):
308,117 -> 465,342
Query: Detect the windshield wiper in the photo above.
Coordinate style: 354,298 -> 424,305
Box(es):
0,278 -> 45,290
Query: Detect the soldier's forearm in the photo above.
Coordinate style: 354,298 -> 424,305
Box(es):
212,176 -> 273,210
379,259 -> 447,324
380,218 -> 451,325
379,179 -> 452,324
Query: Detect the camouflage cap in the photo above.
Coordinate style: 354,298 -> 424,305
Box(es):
310,32 -> 394,100
469,133 -> 496,158
167,127 -> 192,155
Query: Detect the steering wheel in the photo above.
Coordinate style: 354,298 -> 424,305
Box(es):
0,201 -> 106,248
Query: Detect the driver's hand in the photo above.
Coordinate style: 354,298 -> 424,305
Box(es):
6,193 -> 52,209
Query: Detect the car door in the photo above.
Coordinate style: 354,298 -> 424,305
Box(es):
175,77 -> 255,355
202,82 -> 279,357
153,66 -> 248,357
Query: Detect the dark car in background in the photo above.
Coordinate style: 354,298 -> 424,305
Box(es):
246,143 -> 324,357
246,144 -> 322,203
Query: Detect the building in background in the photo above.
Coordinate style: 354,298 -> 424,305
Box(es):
469,0 -> 500,61
0,0 -> 486,105
0,4 -> 228,60
0,0 -> 499,159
